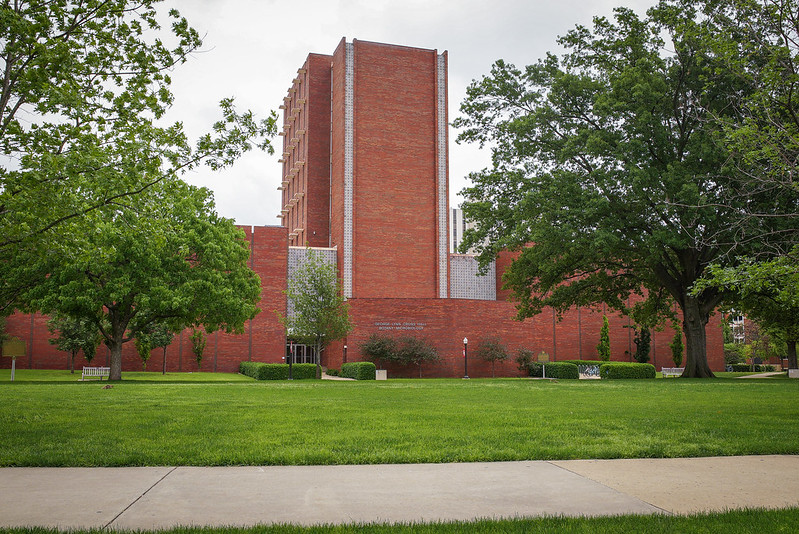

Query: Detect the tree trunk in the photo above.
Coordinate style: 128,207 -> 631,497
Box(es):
787,339 -> 798,370
162,347 -> 167,375
680,296 -> 714,378
315,339 -> 322,379
109,339 -> 123,381
69,351 -> 76,373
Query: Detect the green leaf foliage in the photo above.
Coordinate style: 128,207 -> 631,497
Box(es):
599,362 -> 657,379
340,361 -> 376,380
283,250 -> 352,378
0,1 -> 276,314
597,315 -> 611,361
26,180 -> 260,380
47,315 -> 102,372
473,336 -> 509,377
670,330 -> 684,368
453,2 -> 798,377
239,362 -> 317,380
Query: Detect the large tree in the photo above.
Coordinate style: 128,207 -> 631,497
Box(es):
0,1 -> 275,313
283,250 -> 352,379
25,178 -> 261,380
454,3 -> 787,377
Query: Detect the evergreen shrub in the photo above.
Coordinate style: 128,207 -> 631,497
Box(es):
341,361 -> 376,380
238,362 -> 317,380
525,361 -> 578,379
599,362 -> 656,379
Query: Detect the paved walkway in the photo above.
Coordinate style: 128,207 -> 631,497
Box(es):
2,456 -> 798,529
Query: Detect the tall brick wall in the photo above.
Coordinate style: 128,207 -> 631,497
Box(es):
305,53 -> 333,247
330,38 -> 347,292
2,226 -> 289,374
350,40 -> 440,299
322,298 -> 725,378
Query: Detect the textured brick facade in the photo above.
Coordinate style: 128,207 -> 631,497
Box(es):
2,39 -> 727,377
2,226 -> 288,373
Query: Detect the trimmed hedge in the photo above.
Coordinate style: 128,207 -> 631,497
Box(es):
729,363 -> 776,373
341,361 -> 376,380
559,360 -> 606,367
527,362 -> 579,379
599,362 -> 656,379
239,362 -> 318,380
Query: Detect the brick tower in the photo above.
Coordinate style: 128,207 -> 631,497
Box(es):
279,38 -> 450,299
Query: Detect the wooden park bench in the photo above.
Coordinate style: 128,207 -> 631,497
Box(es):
661,367 -> 684,378
81,367 -> 110,381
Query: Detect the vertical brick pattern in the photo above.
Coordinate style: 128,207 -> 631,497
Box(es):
350,40 -> 439,299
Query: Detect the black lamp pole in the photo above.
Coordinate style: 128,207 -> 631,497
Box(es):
463,337 -> 469,379
344,344 -> 348,364
289,342 -> 294,380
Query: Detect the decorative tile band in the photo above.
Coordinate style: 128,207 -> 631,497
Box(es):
436,53 -> 448,298
343,41 -> 354,298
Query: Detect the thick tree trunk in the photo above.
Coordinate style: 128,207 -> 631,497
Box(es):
787,340 -> 798,370
109,339 -> 123,381
681,296 -> 715,378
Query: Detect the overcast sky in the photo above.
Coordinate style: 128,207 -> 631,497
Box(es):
167,0 -> 657,227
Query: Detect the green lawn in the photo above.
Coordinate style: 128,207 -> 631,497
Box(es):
1,370 -> 797,467
1,508 -> 798,533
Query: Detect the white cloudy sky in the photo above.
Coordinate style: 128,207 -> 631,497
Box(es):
167,0 -> 656,227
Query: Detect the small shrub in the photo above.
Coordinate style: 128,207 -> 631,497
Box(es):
724,343 -> 746,364
524,361 -> 578,379
599,362 -> 656,379
326,368 -> 339,376
290,363 -> 318,379
670,330 -> 684,367
542,362 -> 579,379
729,363 -> 771,373
597,315 -> 611,361
341,361 -> 376,380
633,327 -> 651,363
515,348 -> 535,373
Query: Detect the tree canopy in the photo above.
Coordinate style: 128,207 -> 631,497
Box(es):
25,179 -> 261,380
454,1 -> 796,377
283,250 -> 352,379
0,0 -> 275,313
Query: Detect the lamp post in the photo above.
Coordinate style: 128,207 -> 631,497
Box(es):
289,341 -> 294,380
463,337 -> 469,379
343,344 -> 348,364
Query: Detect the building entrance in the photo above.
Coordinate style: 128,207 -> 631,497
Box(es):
286,342 -> 317,364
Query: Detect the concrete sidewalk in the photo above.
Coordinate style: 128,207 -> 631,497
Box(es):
2,456 -> 798,529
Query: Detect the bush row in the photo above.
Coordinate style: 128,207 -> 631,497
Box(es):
729,363 -> 776,373
239,362 -> 318,380
340,361 -> 376,380
599,362 -> 656,379
527,362 -> 579,379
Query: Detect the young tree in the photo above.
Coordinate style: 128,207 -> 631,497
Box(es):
633,327 -> 651,364
453,4 -> 789,377
670,330 -> 684,368
474,337 -> 509,378
190,329 -> 206,371
596,315 -> 611,362
698,253 -> 799,369
283,250 -> 352,379
148,323 -> 176,375
47,315 -> 101,373
394,336 -> 440,378
27,180 -> 261,380
134,335 -> 153,371
360,334 -> 397,370
0,1 -> 275,314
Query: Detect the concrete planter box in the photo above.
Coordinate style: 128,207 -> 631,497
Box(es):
376,369 -> 387,381
789,369 -> 799,379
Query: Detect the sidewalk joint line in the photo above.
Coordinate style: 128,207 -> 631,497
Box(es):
103,467 -> 178,530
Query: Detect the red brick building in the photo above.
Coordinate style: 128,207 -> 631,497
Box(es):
2,39 -> 724,376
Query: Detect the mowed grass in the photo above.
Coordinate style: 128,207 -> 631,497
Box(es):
1,508 -> 798,533
1,370 -> 798,467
